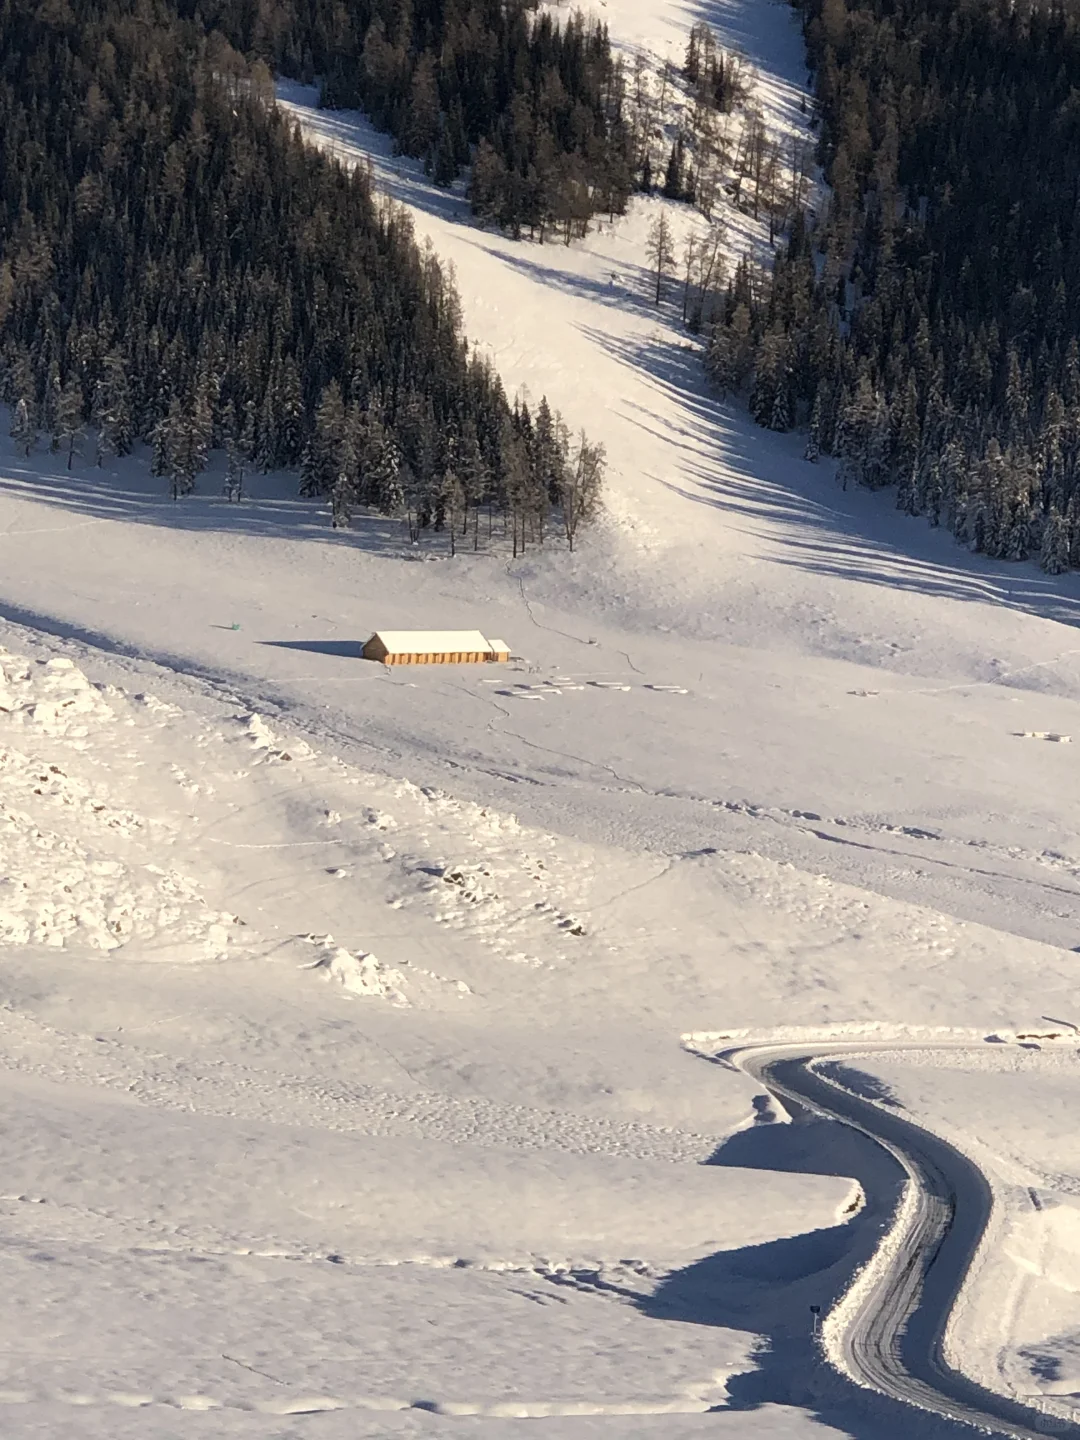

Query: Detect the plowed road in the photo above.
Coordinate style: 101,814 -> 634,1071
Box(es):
731,1045 -> 1079,1439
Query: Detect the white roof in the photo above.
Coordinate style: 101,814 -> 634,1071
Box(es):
487,639 -> 510,653
370,630 -> 498,654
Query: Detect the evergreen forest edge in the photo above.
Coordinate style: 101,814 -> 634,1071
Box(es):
0,0 -> 605,550
707,0 -> 1080,573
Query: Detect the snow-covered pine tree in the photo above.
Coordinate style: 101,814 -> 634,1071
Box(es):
277,359 -> 305,468
43,366 -> 61,448
189,385 -> 212,479
533,397 -> 567,505
9,396 -> 36,457
923,455 -> 944,527
369,427 -> 404,517
222,415 -> 245,501
92,351 -> 133,464
893,374 -> 920,505
458,420 -> 488,546
706,303 -> 753,397
804,390 -> 822,461
239,398 -> 257,466
1040,507 -> 1070,573
1005,489 -> 1034,562
769,381 -> 790,433
300,382 -> 347,497
54,377 -> 85,469
155,395 -> 207,499
330,402 -> 365,529
750,327 -> 786,428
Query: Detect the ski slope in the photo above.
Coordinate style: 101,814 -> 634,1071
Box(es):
1,0 -> 1080,1432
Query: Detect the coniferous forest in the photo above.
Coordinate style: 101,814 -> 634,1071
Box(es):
192,0 -> 636,240
708,0 -> 1080,572
0,0 -> 603,547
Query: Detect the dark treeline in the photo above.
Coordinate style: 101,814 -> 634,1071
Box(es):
0,0 -> 602,546
707,0 -> 1080,572
193,0 -> 635,240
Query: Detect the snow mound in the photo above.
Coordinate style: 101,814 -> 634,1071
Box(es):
0,647 -> 236,959
0,649 -> 114,738
301,934 -> 407,1002
238,711 -> 314,763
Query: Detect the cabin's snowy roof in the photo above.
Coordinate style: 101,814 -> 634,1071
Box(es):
369,630 -> 497,654
487,639 -> 510,654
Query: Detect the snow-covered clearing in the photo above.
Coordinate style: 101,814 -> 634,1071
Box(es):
2,0 -> 1080,1433
0,637 -> 861,1435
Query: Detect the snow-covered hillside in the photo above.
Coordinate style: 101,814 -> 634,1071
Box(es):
2,0 -> 1080,1433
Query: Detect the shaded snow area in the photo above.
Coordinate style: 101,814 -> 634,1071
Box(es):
2,1 -> 1080,1437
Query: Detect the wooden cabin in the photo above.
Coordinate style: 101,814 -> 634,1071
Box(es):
362,630 -> 511,665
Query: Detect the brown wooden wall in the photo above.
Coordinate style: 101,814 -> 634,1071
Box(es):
362,644 -> 509,665
384,651 -> 490,665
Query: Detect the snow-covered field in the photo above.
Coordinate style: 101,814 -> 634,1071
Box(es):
2,0 -> 1080,1433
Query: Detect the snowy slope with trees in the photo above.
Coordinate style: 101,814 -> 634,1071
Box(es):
2,0 -> 1080,1434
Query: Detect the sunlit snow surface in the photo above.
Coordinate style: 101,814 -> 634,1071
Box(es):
0,0 -> 1080,1432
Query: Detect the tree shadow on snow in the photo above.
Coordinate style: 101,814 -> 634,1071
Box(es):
637,1093 -> 992,1440
0,456 -> 457,561
276,89 -> 472,229
582,324 -> 1080,635
454,234 -> 662,316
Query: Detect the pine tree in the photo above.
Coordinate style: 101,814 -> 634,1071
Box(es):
189,386 -> 212,480
277,360 -> 305,467
155,397 -> 206,500
750,328 -> 787,428
223,415 -> 246,501
9,397 -> 36,458
239,399 -> 257,466
458,421 -> 488,546
43,366 -> 61,448
533,397 -> 568,503
837,374 -> 889,490
432,120 -> 458,187
369,429 -> 404,516
685,25 -> 701,83
54,377 -> 85,470
804,390 -> 822,461
769,383 -> 790,433
662,134 -> 685,200
1040,508 -> 1070,574
707,304 -> 754,397
92,352 -> 133,464
300,382 -> 347,497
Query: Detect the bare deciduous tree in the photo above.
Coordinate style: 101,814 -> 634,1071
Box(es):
646,211 -> 676,303
561,432 -> 606,551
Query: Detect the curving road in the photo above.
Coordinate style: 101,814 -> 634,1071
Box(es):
727,1044 -> 1080,1439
